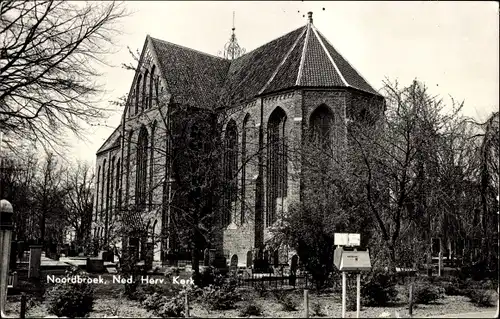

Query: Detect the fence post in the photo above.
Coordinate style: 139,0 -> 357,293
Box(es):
184,292 -> 189,318
356,273 -> 361,318
20,293 -> 26,319
304,289 -> 309,318
438,251 -> 443,277
408,280 -> 414,317
342,271 -> 347,318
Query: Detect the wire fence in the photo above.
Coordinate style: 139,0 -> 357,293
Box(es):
235,270 -> 315,290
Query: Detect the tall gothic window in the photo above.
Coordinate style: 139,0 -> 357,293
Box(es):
310,105 -> 334,152
149,66 -> 155,109
223,120 -> 238,227
135,74 -> 142,115
101,159 -> 106,220
241,114 -> 250,224
142,70 -> 149,111
266,107 -> 287,227
149,122 -> 156,209
106,159 -> 111,222
96,166 -> 100,223
110,156 -> 115,221
126,130 -> 133,203
116,158 -> 120,212
136,126 -> 149,209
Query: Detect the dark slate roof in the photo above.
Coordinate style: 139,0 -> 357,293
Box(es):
221,26 -> 307,104
150,37 -> 231,109
148,22 -> 379,108
315,29 -> 378,95
96,126 -> 121,155
299,27 -> 345,87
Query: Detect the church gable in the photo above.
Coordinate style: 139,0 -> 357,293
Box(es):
96,126 -> 121,155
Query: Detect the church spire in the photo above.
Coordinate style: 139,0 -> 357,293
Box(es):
223,11 -> 245,60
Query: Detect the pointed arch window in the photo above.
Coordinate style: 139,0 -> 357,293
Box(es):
149,122 -> 156,209
142,70 -> 149,111
116,158 -> 121,212
109,156 -> 115,221
223,120 -> 238,227
149,66 -> 155,108
309,104 -> 334,152
135,74 -> 142,115
266,107 -> 287,227
96,166 -> 100,223
136,126 -> 149,209
106,158 -> 111,223
126,130 -> 134,203
241,114 -> 250,224
101,159 -> 106,220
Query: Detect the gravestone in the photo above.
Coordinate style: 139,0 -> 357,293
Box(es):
10,241 -> 17,271
28,245 -> 42,279
209,249 -> 216,266
145,243 -> 154,271
263,251 -> 269,263
203,248 -> 209,266
86,258 -> 105,273
289,255 -> 298,286
246,251 -> 252,268
230,254 -> 238,272
273,250 -> 279,267
17,241 -> 24,261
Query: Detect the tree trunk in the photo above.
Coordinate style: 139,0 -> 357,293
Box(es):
388,243 -> 397,273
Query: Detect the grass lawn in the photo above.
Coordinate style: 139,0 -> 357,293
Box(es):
5,280 -> 498,318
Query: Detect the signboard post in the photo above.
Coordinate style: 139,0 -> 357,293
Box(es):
334,233 -> 371,319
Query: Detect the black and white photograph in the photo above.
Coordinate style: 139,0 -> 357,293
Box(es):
0,1 -> 498,318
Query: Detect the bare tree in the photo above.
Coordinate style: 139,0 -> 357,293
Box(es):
63,161 -> 95,250
0,0 -> 127,152
347,79 -> 469,271
32,152 -> 67,248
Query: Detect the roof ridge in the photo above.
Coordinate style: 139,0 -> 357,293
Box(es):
232,25 -> 306,62
296,24 -> 311,85
311,25 -> 348,87
258,26 -> 307,95
149,36 -> 227,61
314,28 -> 380,95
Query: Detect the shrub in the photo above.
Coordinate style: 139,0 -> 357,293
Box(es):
468,289 -> 495,307
200,276 -> 241,311
157,294 -> 185,318
274,292 -> 298,312
254,281 -> 268,297
441,282 -> 467,296
414,282 -> 444,304
361,270 -> 398,306
436,279 -> 469,297
142,293 -> 167,313
45,271 -> 94,318
311,301 -> 326,317
198,266 -> 217,288
239,302 -> 263,317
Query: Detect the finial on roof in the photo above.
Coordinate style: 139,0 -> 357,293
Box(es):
232,11 -> 235,32
222,11 -> 246,60
308,11 -> 313,24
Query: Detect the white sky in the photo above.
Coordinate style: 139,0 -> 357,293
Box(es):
67,1 -> 499,165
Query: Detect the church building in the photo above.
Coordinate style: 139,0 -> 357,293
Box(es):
93,12 -> 384,266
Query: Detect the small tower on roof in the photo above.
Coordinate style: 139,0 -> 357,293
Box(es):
223,12 -> 245,60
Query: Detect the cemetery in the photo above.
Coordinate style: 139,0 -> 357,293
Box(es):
0,1 -> 498,318
2,203 -> 498,318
